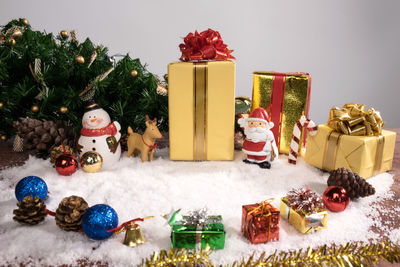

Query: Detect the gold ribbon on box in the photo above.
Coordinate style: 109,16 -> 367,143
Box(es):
193,63 -> 208,160
324,103 -> 385,175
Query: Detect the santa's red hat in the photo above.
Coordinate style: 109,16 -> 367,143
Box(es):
238,107 -> 274,128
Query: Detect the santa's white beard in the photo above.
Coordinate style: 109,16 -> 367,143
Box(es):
244,126 -> 268,143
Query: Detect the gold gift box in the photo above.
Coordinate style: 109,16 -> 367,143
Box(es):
251,72 -> 311,154
168,61 -> 235,161
305,124 -> 396,178
280,197 -> 327,234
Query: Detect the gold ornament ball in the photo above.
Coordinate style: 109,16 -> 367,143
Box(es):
163,74 -> 168,81
59,106 -> 68,114
60,30 -> 69,38
12,30 -> 23,38
0,102 -> 3,109
31,105 -> 39,113
80,151 -> 103,173
130,70 -> 138,78
1,135 -> 6,141
22,18 -> 29,26
8,38 -> 16,46
75,56 -> 85,64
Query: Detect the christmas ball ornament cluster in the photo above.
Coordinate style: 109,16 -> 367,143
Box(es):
323,186 -> 350,212
12,177 -> 121,241
15,176 -> 48,201
328,168 -> 375,199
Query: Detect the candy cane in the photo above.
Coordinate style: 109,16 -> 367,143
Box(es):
288,116 -> 318,165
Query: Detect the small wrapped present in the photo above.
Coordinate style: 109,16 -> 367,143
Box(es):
168,29 -> 236,161
169,209 -> 225,250
242,200 -> 280,244
280,188 -> 327,234
305,103 -> 396,178
251,72 -> 311,154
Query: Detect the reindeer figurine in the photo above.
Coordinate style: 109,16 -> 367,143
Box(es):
126,115 -> 164,162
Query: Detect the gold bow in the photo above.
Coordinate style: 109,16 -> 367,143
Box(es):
327,103 -> 384,136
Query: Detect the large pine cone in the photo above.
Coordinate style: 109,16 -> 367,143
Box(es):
13,118 -> 75,159
327,168 -> 376,198
13,196 -> 47,225
55,196 -> 89,231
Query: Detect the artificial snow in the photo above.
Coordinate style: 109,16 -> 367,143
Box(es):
0,149 -> 396,266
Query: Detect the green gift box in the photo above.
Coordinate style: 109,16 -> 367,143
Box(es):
171,215 -> 225,250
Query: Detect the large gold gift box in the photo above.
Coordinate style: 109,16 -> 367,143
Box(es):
251,72 -> 311,154
168,61 -> 235,161
280,197 -> 327,234
305,124 -> 396,178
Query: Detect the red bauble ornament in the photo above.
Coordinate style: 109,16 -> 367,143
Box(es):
55,154 -> 78,176
323,186 -> 350,212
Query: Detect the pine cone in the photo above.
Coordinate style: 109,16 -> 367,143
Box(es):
50,145 -> 76,163
13,118 -> 76,159
55,196 -> 88,231
327,168 -> 376,198
13,196 -> 47,225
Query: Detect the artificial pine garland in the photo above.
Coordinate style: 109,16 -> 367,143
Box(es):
0,18 -> 168,142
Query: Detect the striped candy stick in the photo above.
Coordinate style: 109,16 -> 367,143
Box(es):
288,116 -> 318,165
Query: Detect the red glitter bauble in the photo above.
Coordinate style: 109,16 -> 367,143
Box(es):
55,154 -> 78,176
323,186 -> 350,212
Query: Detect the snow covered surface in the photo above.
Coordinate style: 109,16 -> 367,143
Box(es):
0,149 -> 397,266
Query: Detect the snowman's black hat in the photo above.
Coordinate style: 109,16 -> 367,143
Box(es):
84,99 -> 101,112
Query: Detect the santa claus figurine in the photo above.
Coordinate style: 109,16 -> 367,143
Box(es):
238,107 -> 278,169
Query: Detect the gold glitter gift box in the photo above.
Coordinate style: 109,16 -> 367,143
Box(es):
251,72 -> 311,154
168,61 -> 235,161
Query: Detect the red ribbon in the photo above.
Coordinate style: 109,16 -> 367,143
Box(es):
106,217 -> 144,233
179,29 -> 235,61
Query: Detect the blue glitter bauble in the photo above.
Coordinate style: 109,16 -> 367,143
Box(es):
81,204 -> 118,240
15,176 -> 48,201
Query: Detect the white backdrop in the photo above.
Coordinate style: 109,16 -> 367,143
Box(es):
1,0 -> 399,126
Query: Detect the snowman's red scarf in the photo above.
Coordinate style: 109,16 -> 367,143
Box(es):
80,123 -> 117,137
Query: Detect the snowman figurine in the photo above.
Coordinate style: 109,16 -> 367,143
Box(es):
78,100 -> 121,169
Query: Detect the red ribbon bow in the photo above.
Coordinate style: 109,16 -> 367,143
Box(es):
179,29 -> 235,61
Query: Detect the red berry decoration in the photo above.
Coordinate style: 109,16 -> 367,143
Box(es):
323,186 -> 350,212
55,154 -> 78,176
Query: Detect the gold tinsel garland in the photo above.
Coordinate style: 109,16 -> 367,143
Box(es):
140,240 -> 400,267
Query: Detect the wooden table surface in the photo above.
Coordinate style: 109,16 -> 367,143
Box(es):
0,131 -> 399,266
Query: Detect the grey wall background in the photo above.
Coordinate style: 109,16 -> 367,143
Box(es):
1,0 -> 399,126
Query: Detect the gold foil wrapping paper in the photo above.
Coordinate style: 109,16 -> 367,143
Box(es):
280,197 -> 327,234
168,61 -> 235,161
251,72 -> 311,154
305,124 -> 396,178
